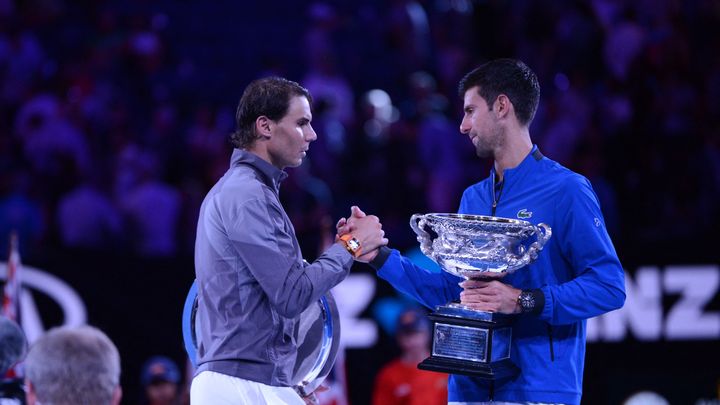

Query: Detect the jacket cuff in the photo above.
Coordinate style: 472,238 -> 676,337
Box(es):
328,242 -> 356,265
368,246 -> 392,270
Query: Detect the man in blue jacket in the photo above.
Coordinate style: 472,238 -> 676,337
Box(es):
340,59 -> 626,404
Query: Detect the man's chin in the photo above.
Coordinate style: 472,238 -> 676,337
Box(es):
475,148 -> 493,159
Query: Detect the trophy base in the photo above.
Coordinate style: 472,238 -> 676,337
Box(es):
418,304 -> 520,380
418,357 -> 519,380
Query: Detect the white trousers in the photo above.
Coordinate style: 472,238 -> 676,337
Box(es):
191,371 -> 305,405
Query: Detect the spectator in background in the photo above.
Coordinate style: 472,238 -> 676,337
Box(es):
372,308 -> 447,405
385,0 -> 432,76
0,316 -> 27,404
411,71 -> 477,213
0,316 -> 26,377
302,3 -> 355,127
302,57 -> 355,128
116,145 -> 181,257
23,325 -> 122,405
56,163 -> 124,250
0,20 -> 47,105
14,94 -> 91,181
0,167 -> 45,257
139,356 -> 183,405
0,0 -> 714,264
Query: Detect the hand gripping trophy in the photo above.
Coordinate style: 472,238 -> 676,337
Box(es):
410,213 -> 552,379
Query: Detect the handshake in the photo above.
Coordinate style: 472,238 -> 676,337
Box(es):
335,206 -> 388,263
332,207 -> 522,314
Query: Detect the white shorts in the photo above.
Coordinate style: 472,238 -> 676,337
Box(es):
191,370 -> 305,405
448,401 -> 562,405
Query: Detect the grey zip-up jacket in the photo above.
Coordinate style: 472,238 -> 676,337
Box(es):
194,149 -> 353,386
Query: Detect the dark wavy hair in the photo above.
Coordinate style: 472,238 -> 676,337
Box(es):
458,59 -> 540,126
230,77 -> 312,149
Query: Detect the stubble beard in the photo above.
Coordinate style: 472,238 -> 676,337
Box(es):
474,127 -> 505,159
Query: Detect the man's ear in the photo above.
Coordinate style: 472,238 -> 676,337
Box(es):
494,94 -> 512,120
111,385 -> 123,405
255,116 -> 273,139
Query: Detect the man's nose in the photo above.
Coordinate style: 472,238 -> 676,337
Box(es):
306,125 -> 317,142
459,118 -> 470,134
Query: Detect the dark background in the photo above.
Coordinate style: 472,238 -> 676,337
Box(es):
1,0 -> 719,404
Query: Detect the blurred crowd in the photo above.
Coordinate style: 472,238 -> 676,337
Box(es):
1,0 -> 719,261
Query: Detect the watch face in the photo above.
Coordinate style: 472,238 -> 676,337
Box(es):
520,292 -> 535,312
347,239 -> 360,251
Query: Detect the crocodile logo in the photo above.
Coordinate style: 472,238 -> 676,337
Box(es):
517,209 -> 532,219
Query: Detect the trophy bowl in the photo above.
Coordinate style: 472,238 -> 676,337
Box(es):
409,213 -> 552,380
410,213 -> 552,279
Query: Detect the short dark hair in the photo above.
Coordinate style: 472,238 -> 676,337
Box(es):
230,77 -> 312,149
458,59 -> 540,126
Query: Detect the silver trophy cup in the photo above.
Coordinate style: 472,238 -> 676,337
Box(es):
410,213 -> 551,379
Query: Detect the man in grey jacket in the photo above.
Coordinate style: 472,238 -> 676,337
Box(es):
191,77 -> 388,405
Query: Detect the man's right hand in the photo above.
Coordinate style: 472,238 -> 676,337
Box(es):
336,206 -> 388,263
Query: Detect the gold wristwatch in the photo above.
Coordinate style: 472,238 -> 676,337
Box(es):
339,234 -> 362,257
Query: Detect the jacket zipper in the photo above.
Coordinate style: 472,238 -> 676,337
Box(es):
547,324 -> 555,361
489,175 -> 500,400
491,172 -> 504,216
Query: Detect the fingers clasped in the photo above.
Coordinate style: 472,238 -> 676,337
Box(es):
335,206 -> 388,262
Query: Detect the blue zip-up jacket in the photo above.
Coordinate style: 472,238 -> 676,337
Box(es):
371,146 -> 625,405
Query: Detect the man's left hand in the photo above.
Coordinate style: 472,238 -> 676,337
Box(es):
459,279 -> 522,314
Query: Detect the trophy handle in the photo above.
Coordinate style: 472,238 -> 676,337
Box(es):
523,223 -> 552,262
410,214 -> 433,257
522,223 -> 552,263
535,223 -> 552,247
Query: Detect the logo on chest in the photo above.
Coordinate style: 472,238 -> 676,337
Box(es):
517,209 -> 532,219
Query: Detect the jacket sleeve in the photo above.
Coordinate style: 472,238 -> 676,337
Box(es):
538,175 -> 626,325
376,249 -> 463,310
227,198 -> 353,318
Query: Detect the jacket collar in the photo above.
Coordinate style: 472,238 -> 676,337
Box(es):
230,149 -> 288,192
490,145 -> 544,184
